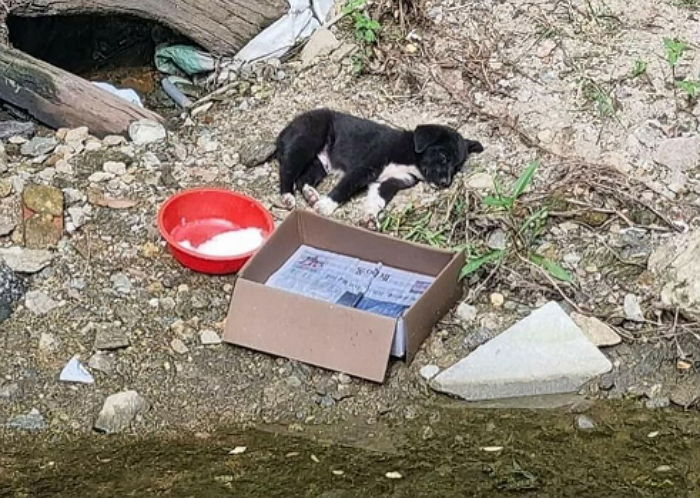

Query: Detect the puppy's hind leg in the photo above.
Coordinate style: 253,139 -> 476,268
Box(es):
277,146 -> 316,210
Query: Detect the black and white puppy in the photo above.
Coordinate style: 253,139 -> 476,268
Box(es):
276,108 -> 484,223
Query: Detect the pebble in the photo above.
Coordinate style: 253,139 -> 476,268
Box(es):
456,302 -> 478,323
110,273 -> 132,294
0,120 -> 35,140
385,471 -> 403,479
487,229 -> 507,250
481,446 -> 504,452
466,172 -> 493,190
129,120 -> 166,145
654,465 -> 672,473
229,446 -> 247,455
200,329 -> 222,345
669,383 -> 699,408
93,325 -> 130,350
88,352 -> 114,374
570,312 -> 622,347
575,414 -> 596,431
645,396 -> 670,409
103,161 -> 127,176
6,408 -> 46,431
0,262 -> 26,305
64,126 -> 89,145
38,332 -> 58,353
20,136 -> 57,157
419,365 -> 440,380
94,390 -> 148,434
170,338 -> 189,355
623,294 -> 644,322
286,375 -> 302,387
0,179 -> 11,198
87,172 -> 115,183
239,140 -> 276,167
337,373 -> 352,385
24,290 -> 60,315
490,292 -> 505,307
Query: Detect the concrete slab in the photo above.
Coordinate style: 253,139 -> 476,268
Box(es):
432,302 -> 612,401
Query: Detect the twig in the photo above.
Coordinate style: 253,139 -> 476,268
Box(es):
519,254 -> 582,313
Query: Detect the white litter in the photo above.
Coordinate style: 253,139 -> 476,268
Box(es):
59,355 -> 95,384
92,82 -> 143,108
180,228 -> 264,257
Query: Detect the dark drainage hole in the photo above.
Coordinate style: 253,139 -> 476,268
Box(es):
7,14 -> 193,107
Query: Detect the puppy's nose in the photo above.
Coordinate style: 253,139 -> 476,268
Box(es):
438,178 -> 451,188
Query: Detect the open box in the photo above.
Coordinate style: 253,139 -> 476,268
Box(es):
223,210 -> 465,382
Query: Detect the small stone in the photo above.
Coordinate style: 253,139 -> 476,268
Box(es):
20,136 -> 57,157
490,292 -> 505,307
88,352 -> 114,374
200,329 -> 222,345
0,382 -> 19,399
170,338 -> 189,355
456,302 -> 478,323
87,171 -> 114,183
84,140 -> 102,151
487,229 -> 507,250
420,365 -> 440,380
25,290 -> 60,315
0,179 -> 11,198
463,327 -> 499,350
103,161 -> 127,176
110,273 -> 132,294
196,134 -> 219,153
64,126 -> 89,145
67,205 -> 90,231
570,313 -> 621,347
654,465 -> 672,473
129,120 -> 166,145
385,471 -> 403,479
59,355 -> 95,384
7,408 -> 46,431
669,382 -> 699,408
229,446 -> 247,455
94,390 -> 148,434
286,375 -> 302,387
22,184 -> 63,216
93,325 -> 130,350
38,332 -> 58,353
645,396 -> 670,409
338,373 -> 352,385
0,120 -> 35,140
466,172 -> 493,190
0,262 -> 26,304
239,140 -> 276,167
598,373 -> 615,391
0,247 -> 53,273
55,160 -> 73,175
623,294 -> 644,322
653,137 -> 700,171
575,414 -> 596,430
103,135 -> 126,146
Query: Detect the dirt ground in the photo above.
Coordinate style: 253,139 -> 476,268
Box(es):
1,0 -> 700,438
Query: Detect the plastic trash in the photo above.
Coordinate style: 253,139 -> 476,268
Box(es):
153,0 -> 336,84
93,82 -> 143,108
161,77 -> 193,108
155,44 -> 221,76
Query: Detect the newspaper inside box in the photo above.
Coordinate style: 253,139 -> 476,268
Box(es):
223,210 -> 464,382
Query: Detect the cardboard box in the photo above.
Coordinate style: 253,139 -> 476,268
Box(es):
223,210 -> 465,382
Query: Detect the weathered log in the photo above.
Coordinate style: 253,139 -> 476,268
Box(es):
10,0 -> 287,55
0,47 -> 164,137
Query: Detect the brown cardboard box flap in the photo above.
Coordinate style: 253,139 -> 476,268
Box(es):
224,278 -> 396,382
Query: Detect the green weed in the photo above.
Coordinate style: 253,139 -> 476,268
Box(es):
664,38 -> 690,68
631,59 -> 648,78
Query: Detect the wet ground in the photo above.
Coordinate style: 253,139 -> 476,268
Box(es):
2,400 -> 699,497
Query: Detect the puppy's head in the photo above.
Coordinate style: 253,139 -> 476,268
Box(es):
414,125 -> 484,188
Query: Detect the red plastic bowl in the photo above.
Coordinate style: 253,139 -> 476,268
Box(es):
157,188 -> 274,274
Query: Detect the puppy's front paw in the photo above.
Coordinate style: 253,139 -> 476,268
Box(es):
301,184 -> 320,206
279,193 -> 296,210
314,196 -> 338,216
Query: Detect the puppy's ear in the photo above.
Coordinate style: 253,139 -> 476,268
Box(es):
414,125 -> 443,153
465,139 -> 484,154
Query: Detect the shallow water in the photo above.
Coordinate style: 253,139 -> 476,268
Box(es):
2,400 -> 699,497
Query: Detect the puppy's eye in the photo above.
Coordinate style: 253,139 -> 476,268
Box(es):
438,153 -> 447,164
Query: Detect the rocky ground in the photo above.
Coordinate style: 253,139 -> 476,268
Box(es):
2,0 -> 700,437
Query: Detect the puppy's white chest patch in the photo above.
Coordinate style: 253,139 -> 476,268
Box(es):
378,163 -> 423,183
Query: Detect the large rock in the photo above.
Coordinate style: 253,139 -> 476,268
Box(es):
94,390 -> 148,434
649,230 -> 700,319
653,137 -> 700,171
431,302 -> 612,401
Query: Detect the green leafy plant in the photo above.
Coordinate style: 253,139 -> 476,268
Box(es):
582,80 -> 617,117
461,161 -> 573,284
631,59 -> 648,78
664,38 -> 689,68
343,0 -> 381,45
676,79 -> 700,99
